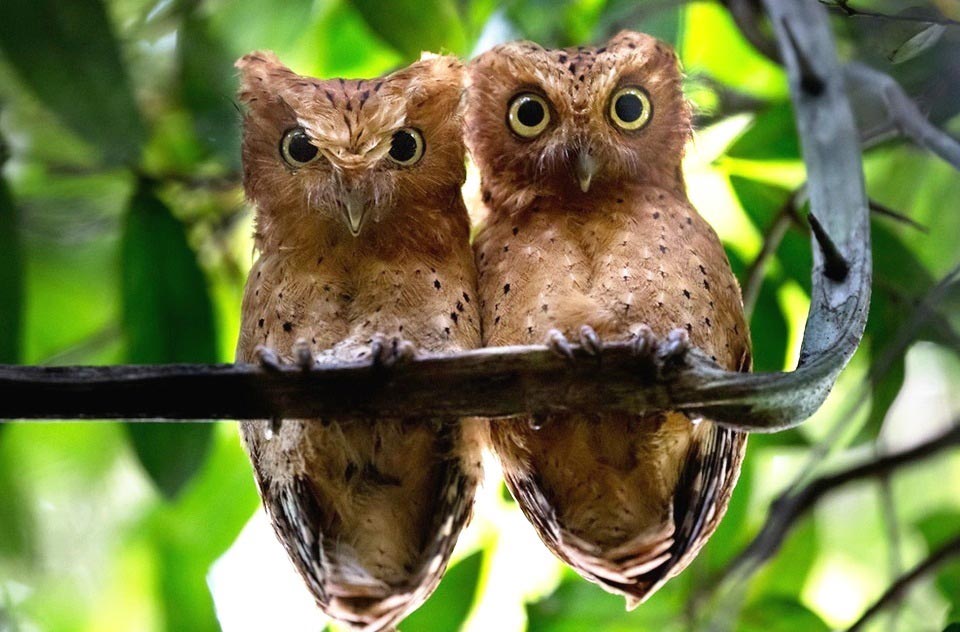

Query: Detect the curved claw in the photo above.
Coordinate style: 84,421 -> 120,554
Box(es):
254,344 -> 282,371
293,339 -> 314,371
370,334 -> 417,369
579,325 -> 602,357
546,329 -> 575,361
631,324 -> 657,360
659,327 -> 690,363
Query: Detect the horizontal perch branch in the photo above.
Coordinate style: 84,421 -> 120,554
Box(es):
0,0 -> 870,433
0,342 -> 856,431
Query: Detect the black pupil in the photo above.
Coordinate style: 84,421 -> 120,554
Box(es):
288,132 -> 317,163
517,99 -> 544,127
390,130 -> 418,162
615,93 -> 643,123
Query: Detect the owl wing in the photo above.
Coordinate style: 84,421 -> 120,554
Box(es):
261,423 -> 479,632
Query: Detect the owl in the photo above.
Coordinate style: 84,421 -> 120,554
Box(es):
235,52 -> 483,630
465,31 -> 751,606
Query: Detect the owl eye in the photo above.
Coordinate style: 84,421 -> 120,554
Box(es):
388,128 -> 424,166
280,128 -> 320,167
507,93 -> 551,138
609,87 -> 652,131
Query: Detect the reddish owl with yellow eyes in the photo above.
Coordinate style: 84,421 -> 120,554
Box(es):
235,52 -> 483,630
465,31 -> 751,605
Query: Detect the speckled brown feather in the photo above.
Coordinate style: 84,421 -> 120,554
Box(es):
235,51 -> 483,630
465,31 -> 751,605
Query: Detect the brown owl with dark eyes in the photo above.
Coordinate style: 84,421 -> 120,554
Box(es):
465,31 -> 751,606
235,52 -> 483,630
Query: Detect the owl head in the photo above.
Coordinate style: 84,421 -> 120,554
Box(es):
466,31 -> 691,212
237,52 -> 466,244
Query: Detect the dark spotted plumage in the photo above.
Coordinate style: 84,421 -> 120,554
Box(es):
235,51 -> 483,631
465,31 -> 751,606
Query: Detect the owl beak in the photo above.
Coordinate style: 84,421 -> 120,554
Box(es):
342,192 -> 367,237
574,150 -> 598,193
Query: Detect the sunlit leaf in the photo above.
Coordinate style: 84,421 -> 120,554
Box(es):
0,0 -> 145,165
404,549 -> 484,630
349,0 -> 468,57
121,182 -> 217,498
728,250 -> 789,373
915,511 -> 960,616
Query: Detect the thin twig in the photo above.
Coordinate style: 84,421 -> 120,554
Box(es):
869,199 -> 928,233
845,62 -> 960,171
742,192 -> 796,320
847,533 -> 960,632
724,422 -> 960,582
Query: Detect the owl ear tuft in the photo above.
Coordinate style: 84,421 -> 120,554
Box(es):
387,54 -> 465,111
235,50 -> 293,105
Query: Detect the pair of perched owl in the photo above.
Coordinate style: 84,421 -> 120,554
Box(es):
235,30 -> 750,631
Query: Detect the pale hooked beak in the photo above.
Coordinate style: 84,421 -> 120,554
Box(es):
341,191 -> 367,237
574,150 -> 598,193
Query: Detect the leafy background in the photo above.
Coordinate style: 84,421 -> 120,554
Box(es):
1,0 -> 959,630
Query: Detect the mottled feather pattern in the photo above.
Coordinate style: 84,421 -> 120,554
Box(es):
235,51 -> 482,630
466,30 -> 751,605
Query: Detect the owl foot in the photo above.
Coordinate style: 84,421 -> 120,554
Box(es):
630,325 -> 689,377
369,334 -> 416,369
546,329 -> 575,360
292,338 -> 316,370
546,326 -> 603,360
254,344 -> 282,371
254,340 -> 317,371
578,325 -> 602,356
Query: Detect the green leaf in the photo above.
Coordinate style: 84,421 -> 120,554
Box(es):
727,102 -> 800,161
526,571 -> 686,632
0,0 -> 145,165
403,549 -> 484,630
915,511 -> 960,616
0,175 -> 21,365
349,0 -> 467,57
727,249 -> 789,373
121,181 -> 217,498
888,23 -> 946,64
740,596 -> 830,632
145,428 -> 260,631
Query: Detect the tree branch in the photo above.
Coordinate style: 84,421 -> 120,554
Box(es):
723,422 -> 960,581
847,532 -> 960,632
820,0 -> 960,27
845,62 -> 960,171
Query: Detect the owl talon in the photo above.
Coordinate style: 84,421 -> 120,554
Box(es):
370,334 -> 417,369
254,344 -> 282,371
546,329 -> 575,360
293,339 -> 315,371
579,325 -> 602,357
658,328 -> 690,365
630,325 -> 657,360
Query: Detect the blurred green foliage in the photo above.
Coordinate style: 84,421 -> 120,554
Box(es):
0,1 -> 959,631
